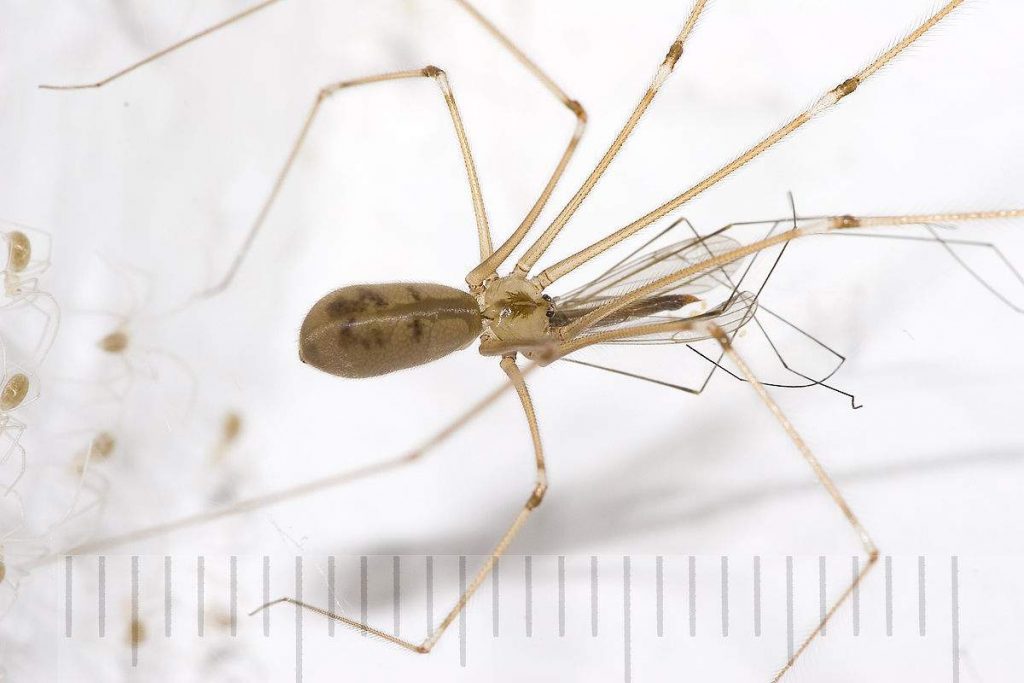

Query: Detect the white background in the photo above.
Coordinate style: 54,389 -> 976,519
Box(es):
2,1 -> 1023,681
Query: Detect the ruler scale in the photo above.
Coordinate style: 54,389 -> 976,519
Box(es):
45,553 -> 1008,681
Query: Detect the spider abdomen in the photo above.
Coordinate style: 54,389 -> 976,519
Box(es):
299,282 -> 482,378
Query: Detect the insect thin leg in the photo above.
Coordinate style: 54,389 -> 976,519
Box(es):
39,0 -> 580,283
558,356 -> 711,396
0,290 -> 61,367
423,355 -> 547,651
681,214 -> 859,405
704,324 -> 878,681
188,66 -> 491,299
558,204 -> 1024,342
459,0 -> 588,287
825,224 -> 1024,313
512,0 -> 711,278
531,0 -> 969,289
37,374 -> 521,564
251,355 -> 546,654
1,435 -> 26,496
37,0 -> 284,90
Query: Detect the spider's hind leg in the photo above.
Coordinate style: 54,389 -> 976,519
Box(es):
703,323 -> 878,681
251,356 -> 548,654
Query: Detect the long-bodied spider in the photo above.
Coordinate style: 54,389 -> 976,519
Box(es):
37,0 -> 1024,679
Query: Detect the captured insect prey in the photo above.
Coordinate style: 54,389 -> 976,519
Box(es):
4,0 -> 1024,681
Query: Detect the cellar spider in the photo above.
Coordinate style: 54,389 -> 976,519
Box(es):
40,0 -> 1024,679
1,221 -> 60,367
208,410 -> 246,505
70,431 -> 116,476
66,256 -> 198,421
2,221 -> 51,300
210,411 -> 243,464
0,339 -> 42,496
1,222 -> 59,498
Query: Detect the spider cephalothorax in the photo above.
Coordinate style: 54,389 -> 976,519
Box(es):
477,275 -> 553,357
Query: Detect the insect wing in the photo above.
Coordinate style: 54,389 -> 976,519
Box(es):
554,233 -> 746,309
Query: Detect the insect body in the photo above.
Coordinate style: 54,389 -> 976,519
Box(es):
4,231 -> 31,280
0,372 -> 29,413
300,276 -> 564,378
0,359 -> 38,494
1,223 -> 59,365
2,230 -> 35,299
299,268 -> 749,377
300,282 -> 482,378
